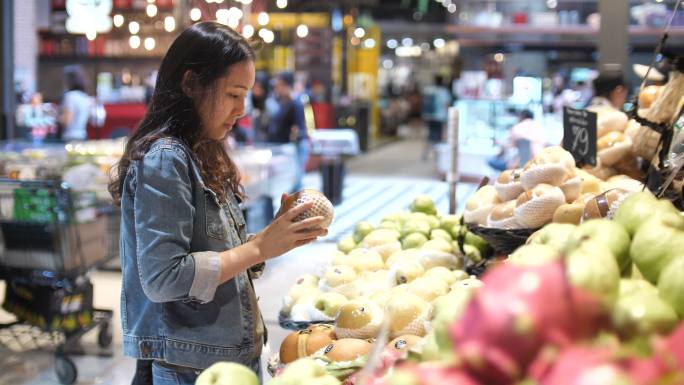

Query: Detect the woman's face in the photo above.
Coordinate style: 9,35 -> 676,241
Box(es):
197,60 -> 255,140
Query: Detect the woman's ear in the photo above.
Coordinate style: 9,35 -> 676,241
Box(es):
181,70 -> 195,97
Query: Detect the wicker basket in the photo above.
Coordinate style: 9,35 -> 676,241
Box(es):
465,223 -> 539,256
632,123 -> 663,160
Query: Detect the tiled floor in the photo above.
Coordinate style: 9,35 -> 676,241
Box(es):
0,138 -> 481,384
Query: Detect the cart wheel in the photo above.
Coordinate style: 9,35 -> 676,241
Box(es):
55,355 -> 77,385
97,321 -> 113,348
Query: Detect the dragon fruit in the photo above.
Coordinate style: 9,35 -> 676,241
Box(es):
343,348 -> 404,385
382,362 -> 482,385
528,345 -> 629,385
448,261 -> 608,384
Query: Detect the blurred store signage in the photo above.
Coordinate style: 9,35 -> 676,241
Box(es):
65,0 -> 113,35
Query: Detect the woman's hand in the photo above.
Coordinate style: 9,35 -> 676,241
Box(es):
252,201 -> 328,260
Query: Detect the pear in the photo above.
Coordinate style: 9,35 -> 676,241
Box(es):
362,229 -> 401,248
393,260 -> 426,285
379,221 -> 401,232
566,219 -> 631,274
312,292 -> 348,319
425,215 -> 441,231
409,277 -> 449,302
565,240 -> 620,305
430,228 -> 453,242
322,265 -> 357,289
196,362 -> 258,385
371,241 -> 402,263
422,238 -> 453,254
440,215 -> 461,232
346,249 -> 385,272
385,292 -> 432,338
423,266 -> 459,285
337,236 -> 357,254
657,255 -> 684,317
334,299 -> 384,339
402,233 -> 429,249
630,211 -> 684,283
402,220 -> 431,237
386,249 -> 422,267
353,221 -> 375,243
526,223 -> 576,251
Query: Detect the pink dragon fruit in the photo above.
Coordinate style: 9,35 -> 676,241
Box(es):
381,362 -> 482,385
448,260 -> 609,384
343,348 -> 404,385
529,345 -> 628,385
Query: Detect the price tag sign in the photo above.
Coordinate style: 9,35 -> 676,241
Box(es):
563,107 -> 597,166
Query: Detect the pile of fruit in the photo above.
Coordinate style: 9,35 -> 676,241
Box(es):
465,146 -> 646,230
196,189 -> 684,385
280,194 -> 490,325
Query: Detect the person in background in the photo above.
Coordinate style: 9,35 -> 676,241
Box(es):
268,71 -> 310,193
250,75 -> 270,143
488,109 -> 547,171
109,23 -> 327,385
422,74 -> 452,160
587,72 -> 628,111
59,65 -> 93,141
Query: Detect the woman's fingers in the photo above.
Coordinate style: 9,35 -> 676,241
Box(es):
291,216 -> 326,231
282,202 -> 314,221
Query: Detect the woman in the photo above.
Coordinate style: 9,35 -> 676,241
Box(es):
60,65 -> 92,141
109,22 -> 327,385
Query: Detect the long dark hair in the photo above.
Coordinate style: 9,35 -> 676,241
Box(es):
109,22 -> 256,205
64,65 -> 87,92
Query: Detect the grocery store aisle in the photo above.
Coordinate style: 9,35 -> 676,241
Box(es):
0,139 -> 480,385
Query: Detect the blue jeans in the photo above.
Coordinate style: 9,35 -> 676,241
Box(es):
151,360 -> 263,385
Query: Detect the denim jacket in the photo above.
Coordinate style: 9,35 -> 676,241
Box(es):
119,137 -> 265,370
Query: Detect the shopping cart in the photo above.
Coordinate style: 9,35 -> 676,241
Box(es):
0,178 -> 115,384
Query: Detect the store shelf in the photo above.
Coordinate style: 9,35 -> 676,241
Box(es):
446,24 -> 684,37
39,55 -> 164,62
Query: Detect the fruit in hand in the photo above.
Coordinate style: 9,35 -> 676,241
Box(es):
281,189 -> 335,229
196,362 -> 258,385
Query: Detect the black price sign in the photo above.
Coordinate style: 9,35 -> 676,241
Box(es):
563,107 -> 597,166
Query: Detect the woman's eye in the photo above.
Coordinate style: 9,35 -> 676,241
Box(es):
227,94 -> 239,99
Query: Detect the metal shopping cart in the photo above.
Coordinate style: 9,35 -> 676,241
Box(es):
0,178 -> 115,384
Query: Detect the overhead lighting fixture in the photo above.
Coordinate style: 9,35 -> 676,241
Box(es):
396,46 -> 422,57
382,59 -> 394,69
296,24 -> 309,38
144,37 -> 156,51
447,4 -> 457,13
350,36 -> 360,46
216,9 -> 229,24
420,42 -> 430,51
277,0 -> 287,9
257,12 -> 270,26
129,21 -> 140,34
164,16 -> 175,32
546,0 -> 558,8
242,0 -> 252,3
354,27 -> 366,38
85,30 -> 97,41
190,8 -> 202,21
129,35 -> 141,49
364,38 -> 376,48
113,14 -> 124,28
387,39 -> 398,49
494,53 -> 505,62
146,4 -> 158,17
228,17 -> 240,29
402,37 -> 413,46
228,7 -> 243,20
433,38 -> 445,48
261,29 -> 274,43
242,24 -> 255,38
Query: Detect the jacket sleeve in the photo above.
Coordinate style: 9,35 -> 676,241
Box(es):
134,147 -> 221,304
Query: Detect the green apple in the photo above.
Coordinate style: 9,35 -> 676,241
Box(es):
440,215 -> 461,232
565,240 -> 620,305
379,221 -> 401,232
402,232 -> 429,249
410,194 -> 437,215
657,255 -> 684,317
613,191 -> 677,236
337,236 -> 357,254
612,284 -> 678,337
566,219 -> 631,275
196,362 -> 258,385
313,292 -> 348,318
630,211 -> 684,283
426,215 -> 441,230
362,229 -> 401,248
527,223 -> 576,251
422,238 -> 453,254
508,244 -> 562,266
430,228 -> 453,242
402,220 -> 431,237
353,221 -> 375,243
448,224 -> 466,240
619,278 -> 659,297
